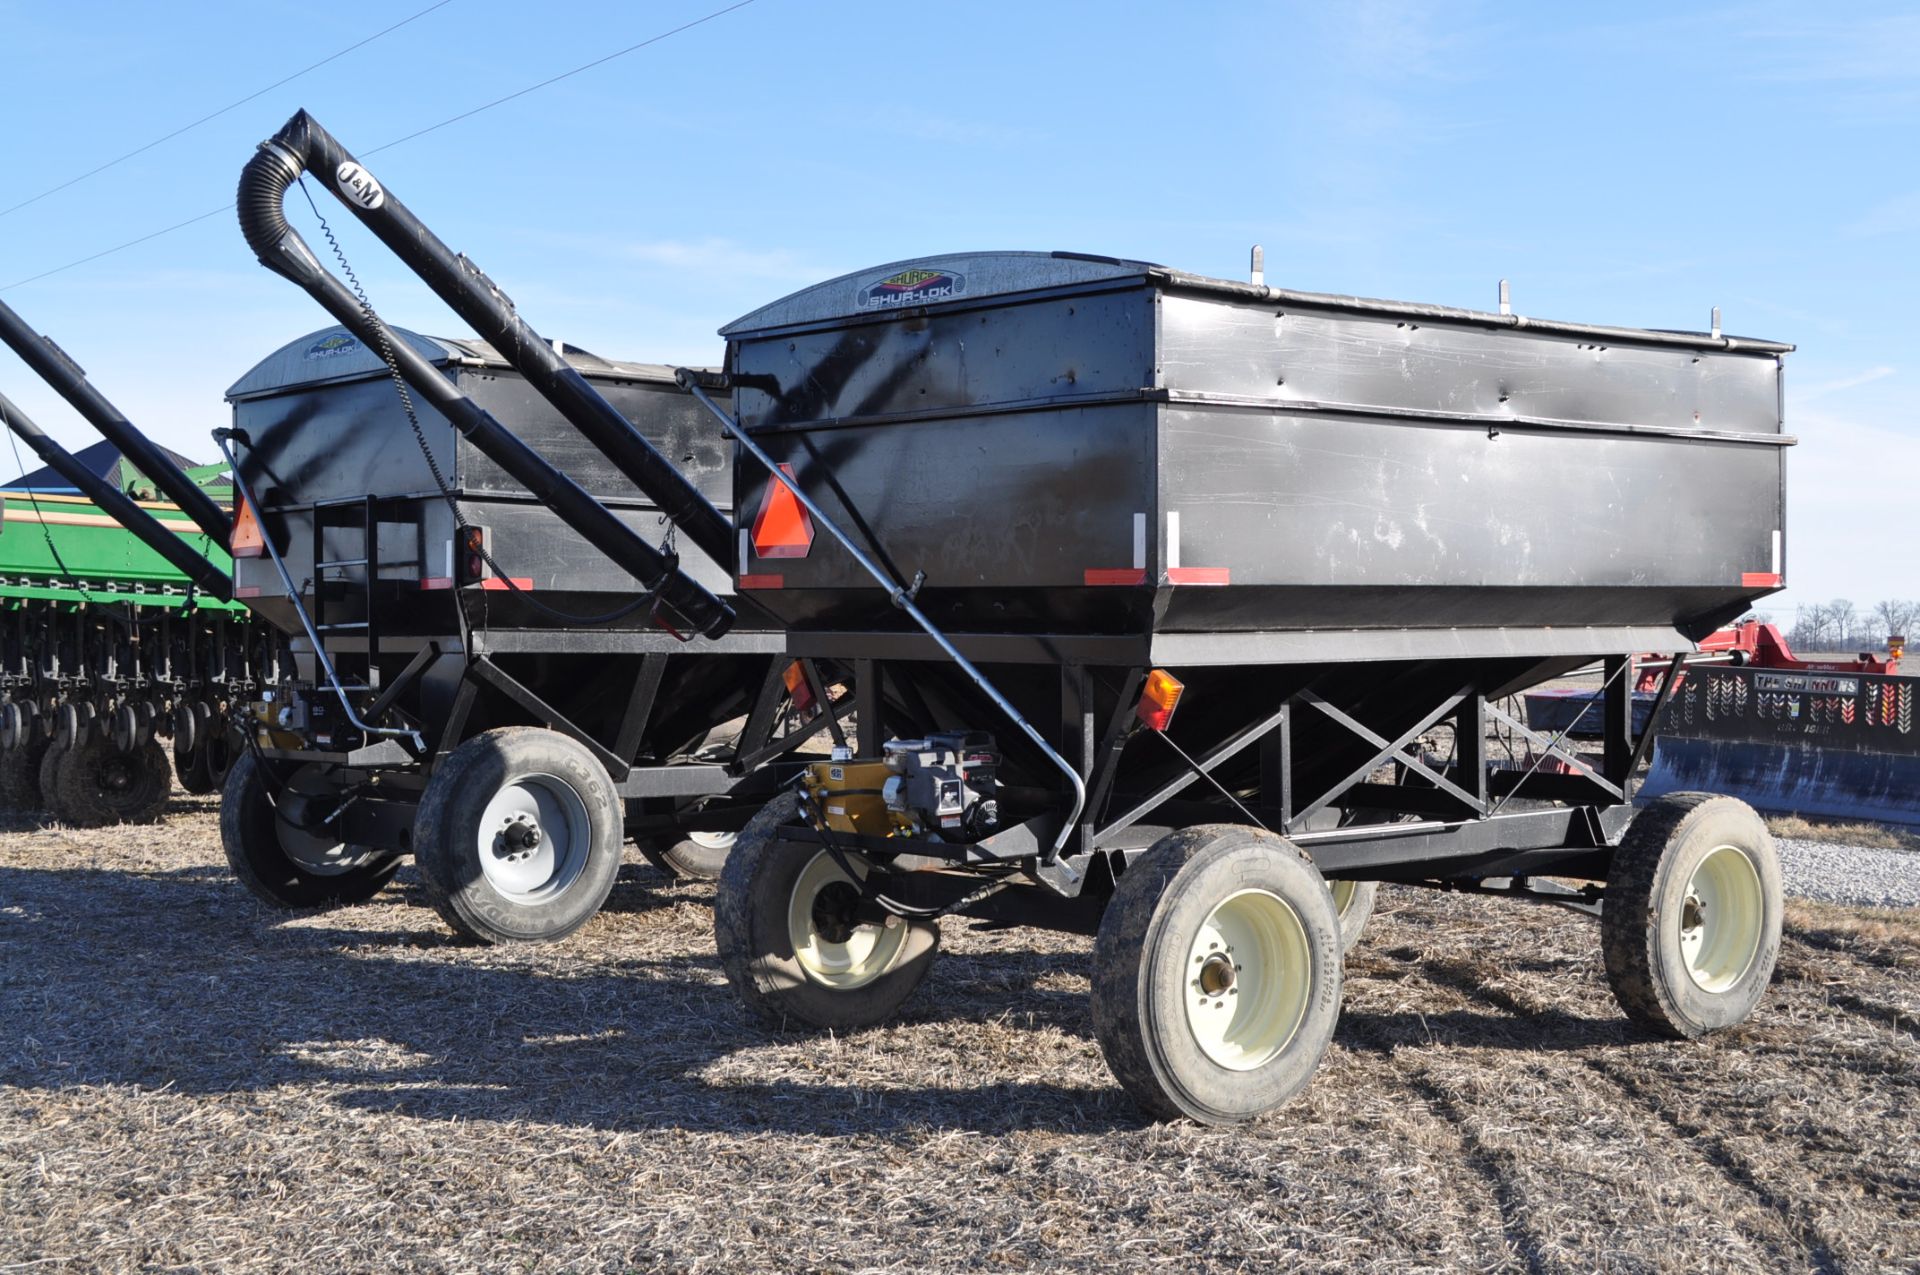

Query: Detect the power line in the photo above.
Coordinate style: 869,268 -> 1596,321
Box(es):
0,0 -> 758,293
0,1 -> 456,221
362,0 -> 759,156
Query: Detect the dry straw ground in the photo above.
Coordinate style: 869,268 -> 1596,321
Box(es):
2,796 -> 1917,1273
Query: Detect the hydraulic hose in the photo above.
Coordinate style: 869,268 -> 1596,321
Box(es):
236,119 -> 732,639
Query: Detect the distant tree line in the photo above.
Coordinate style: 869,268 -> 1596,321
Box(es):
1750,599 -> 1918,652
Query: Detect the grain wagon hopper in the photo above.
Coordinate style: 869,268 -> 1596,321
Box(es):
219,112 -> 860,939
0,297 -> 279,824
688,252 -> 1798,1123
230,113 -> 1798,1124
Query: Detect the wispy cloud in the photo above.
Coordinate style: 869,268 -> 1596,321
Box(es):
1846,190 -> 1920,238
1799,366 -> 1897,398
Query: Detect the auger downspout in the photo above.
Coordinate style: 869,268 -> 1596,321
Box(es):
235,112 -> 733,639
245,109 -> 734,571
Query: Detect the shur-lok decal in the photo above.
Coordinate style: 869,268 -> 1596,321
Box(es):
857,266 -> 966,310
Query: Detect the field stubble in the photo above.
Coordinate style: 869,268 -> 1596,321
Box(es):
1,799 -> 1916,1273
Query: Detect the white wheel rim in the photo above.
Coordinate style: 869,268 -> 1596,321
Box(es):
787,851 -> 907,989
1183,888 -> 1313,1071
1328,879 -> 1357,917
477,772 -> 592,903
688,830 -> 737,851
1679,844 -> 1764,993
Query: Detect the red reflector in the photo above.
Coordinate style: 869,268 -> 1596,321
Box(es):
1741,572 -> 1782,588
1166,567 -> 1231,586
750,465 -> 814,560
235,585 -> 262,599
1084,568 -> 1147,586
421,577 -> 531,591
738,573 -> 783,589
783,661 -> 817,713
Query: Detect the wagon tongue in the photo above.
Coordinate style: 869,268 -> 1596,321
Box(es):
236,109 -> 734,639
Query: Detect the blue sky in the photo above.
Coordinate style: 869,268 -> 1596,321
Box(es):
0,0 -> 1914,622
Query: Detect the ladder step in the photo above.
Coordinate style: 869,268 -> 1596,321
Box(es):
317,558 -> 369,570
314,622 -> 370,632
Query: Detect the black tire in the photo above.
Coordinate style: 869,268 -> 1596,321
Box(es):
1092,824 -> 1344,1124
413,727 -> 623,945
175,735 -> 219,796
221,752 -> 401,909
1602,792 -> 1782,1039
1328,879 -> 1378,955
203,725 -> 237,790
43,736 -> 171,827
716,792 -> 940,1031
0,736 -> 51,812
638,828 -> 737,880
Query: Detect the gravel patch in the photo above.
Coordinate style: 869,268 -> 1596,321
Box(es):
1777,836 -> 1920,909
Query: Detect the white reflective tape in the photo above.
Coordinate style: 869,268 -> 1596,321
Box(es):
444,538 -> 454,580
1771,529 -> 1782,574
1167,511 -> 1181,569
1132,512 -> 1147,570
740,528 -> 751,571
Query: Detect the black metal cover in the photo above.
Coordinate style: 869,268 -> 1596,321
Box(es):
224,326 -> 744,634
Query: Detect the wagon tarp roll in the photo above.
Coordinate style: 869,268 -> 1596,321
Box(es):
1644,666 -> 1920,828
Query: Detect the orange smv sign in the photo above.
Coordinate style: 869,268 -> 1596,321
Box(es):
750,464 -> 813,560
230,495 -> 266,558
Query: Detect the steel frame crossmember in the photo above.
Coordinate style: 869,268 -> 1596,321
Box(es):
1287,687 -> 1482,826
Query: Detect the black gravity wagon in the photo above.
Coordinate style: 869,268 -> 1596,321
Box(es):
229,112 -> 1793,1123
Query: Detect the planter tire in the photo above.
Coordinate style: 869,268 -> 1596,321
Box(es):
0,736 -> 51,812
413,727 -> 623,945
175,736 -> 219,796
44,736 -> 170,827
1092,824 -> 1343,1125
716,792 -> 940,1031
221,751 -> 400,909
1602,792 -> 1782,1039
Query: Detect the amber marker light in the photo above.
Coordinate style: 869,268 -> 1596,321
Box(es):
1136,668 -> 1186,732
